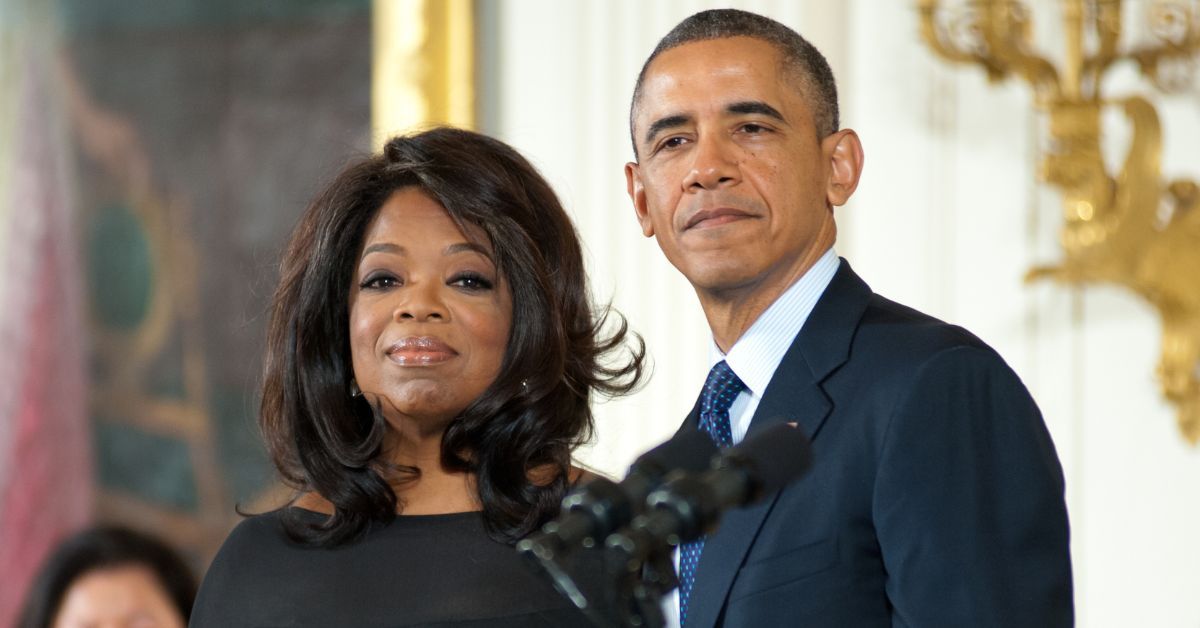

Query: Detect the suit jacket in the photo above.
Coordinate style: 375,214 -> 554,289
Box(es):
684,260 -> 1073,627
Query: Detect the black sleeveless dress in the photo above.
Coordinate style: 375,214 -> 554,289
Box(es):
191,508 -> 605,627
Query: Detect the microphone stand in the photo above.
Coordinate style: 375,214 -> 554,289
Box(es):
624,547 -> 675,628
524,423 -> 812,626
521,527 -> 678,628
604,520 -> 681,628
521,548 -> 617,628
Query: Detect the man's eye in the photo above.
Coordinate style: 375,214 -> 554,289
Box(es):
360,274 -> 400,290
449,272 -> 494,291
658,136 -> 688,151
740,123 -> 770,134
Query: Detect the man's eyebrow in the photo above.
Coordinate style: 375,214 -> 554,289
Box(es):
727,100 -> 786,122
642,102 -> 787,148
644,114 -> 691,147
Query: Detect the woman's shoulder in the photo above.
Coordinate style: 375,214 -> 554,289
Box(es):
571,465 -> 610,486
191,510 -> 296,627
527,463 -> 608,489
200,510 -> 302,584
212,509 -> 292,553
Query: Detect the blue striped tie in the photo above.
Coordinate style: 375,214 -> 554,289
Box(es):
678,360 -> 745,626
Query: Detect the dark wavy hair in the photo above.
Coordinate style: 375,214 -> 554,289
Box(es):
18,525 -> 197,628
261,126 -> 645,547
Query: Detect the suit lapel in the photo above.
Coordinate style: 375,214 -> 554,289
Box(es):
683,260 -> 872,628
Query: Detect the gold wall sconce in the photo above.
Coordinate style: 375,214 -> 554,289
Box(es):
918,0 -> 1200,443
372,0 -> 475,144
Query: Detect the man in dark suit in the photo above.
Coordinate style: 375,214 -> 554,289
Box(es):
623,9 -> 1073,627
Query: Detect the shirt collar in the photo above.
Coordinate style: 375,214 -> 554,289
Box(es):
709,248 -> 840,397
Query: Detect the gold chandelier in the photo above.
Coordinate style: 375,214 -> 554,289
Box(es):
918,0 -> 1200,443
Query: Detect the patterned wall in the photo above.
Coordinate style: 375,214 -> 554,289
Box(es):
63,0 -> 373,567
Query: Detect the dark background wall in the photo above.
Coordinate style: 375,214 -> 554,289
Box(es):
64,0 -> 372,567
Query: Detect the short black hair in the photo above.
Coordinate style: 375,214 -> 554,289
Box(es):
18,525 -> 197,628
629,8 -> 839,158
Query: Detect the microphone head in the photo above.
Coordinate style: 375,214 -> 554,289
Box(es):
715,422 -> 813,496
628,427 -> 719,478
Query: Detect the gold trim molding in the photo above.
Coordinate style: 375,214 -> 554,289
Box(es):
919,0 -> 1200,443
371,0 -> 475,147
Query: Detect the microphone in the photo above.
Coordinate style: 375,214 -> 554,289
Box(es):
605,422 -> 814,566
518,428 -> 719,563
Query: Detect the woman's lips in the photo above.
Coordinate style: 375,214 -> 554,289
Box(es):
385,336 -> 457,365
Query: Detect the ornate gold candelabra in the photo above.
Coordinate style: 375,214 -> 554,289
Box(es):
919,0 -> 1200,443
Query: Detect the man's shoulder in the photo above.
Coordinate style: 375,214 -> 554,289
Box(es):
802,286 -> 1019,397
858,291 -> 994,359
787,263 -> 1010,386
814,259 -> 991,355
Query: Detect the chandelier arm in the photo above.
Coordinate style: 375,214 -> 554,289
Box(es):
917,0 -> 992,66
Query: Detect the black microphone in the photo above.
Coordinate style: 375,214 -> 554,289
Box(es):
518,428 -> 719,563
605,422 -> 813,566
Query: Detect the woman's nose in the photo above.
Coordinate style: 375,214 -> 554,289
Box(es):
392,282 -> 446,322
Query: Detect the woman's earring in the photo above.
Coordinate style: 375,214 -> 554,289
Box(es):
520,379 -> 529,392
350,379 -> 363,398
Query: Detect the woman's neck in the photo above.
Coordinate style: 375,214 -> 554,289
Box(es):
294,465 -> 479,516
296,424 -> 480,516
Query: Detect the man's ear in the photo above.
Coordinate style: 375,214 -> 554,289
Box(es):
625,161 -> 655,237
824,129 -> 864,207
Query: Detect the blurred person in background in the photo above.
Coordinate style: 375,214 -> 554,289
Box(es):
191,127 -> 645,627
17,525 -> 196,628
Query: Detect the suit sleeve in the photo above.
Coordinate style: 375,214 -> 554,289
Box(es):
872,345 -> 1073,627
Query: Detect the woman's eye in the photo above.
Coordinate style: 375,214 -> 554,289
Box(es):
449,272 -> 494,291
360,274 -> 400,290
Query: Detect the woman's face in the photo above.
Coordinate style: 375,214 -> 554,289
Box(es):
53,564 -> 185,628
348,187 -> 513,429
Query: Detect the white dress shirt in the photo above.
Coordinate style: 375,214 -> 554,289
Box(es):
661,248 -> 839,628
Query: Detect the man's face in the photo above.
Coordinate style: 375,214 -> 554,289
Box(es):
626,36 -> 857,302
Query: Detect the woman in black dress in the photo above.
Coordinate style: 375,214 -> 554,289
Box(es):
192,128 -> 644,627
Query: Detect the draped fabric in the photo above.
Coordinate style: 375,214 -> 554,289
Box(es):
0,2 -> 92,624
